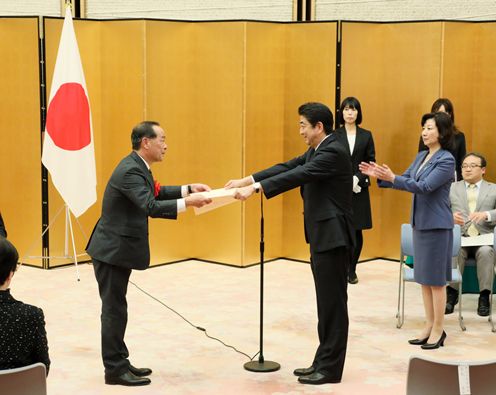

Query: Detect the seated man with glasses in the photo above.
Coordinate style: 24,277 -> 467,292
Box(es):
447,152 -> 496,316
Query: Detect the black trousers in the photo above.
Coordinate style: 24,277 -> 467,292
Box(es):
93,259 -> 132,378
310,246 -> 350,380
349,229 -> 363,274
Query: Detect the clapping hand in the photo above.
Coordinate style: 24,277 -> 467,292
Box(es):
359,161 -> 395,182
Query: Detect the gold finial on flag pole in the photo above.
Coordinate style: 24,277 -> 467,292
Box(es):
62,0 -> 73,17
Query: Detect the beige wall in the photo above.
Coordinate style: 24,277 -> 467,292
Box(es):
2,19 -> 495,267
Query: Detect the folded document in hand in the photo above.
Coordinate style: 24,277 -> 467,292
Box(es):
191,188 -> 237,215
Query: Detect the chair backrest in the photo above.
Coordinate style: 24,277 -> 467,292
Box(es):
401,224 -> 461,259
0,363 -> 47,395
452,224 -> 461,257
407,355 -> 496,395
400,223 -> 415,257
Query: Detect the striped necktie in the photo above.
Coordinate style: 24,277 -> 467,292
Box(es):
467,184 -> 479,237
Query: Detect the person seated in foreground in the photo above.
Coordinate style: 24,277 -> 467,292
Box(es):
0,237 -> 50,374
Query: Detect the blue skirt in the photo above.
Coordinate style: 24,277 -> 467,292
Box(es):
412,228 -> 452,286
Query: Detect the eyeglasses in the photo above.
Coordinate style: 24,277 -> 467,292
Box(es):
461,164 -> 483,169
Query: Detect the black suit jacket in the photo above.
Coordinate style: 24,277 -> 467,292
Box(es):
86,151 -> 182,270
253,135 -> 355,253
0,290 -> 50,374
334,126 -> 375,229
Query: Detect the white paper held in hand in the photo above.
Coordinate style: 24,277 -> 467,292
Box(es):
191,188 -> 238,215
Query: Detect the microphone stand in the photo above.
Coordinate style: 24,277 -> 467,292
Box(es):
244,193 -> 280,372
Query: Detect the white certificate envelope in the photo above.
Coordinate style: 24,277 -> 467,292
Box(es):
191,188 -> 238,215
461,233 -> 494,247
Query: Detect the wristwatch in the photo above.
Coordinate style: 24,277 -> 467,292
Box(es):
188,185 -> 193,194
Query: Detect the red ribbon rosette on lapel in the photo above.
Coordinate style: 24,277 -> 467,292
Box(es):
154,180 -> 160,197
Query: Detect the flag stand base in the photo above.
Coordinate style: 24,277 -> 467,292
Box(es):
24,203 -> 88,280
244,360 -> 280,372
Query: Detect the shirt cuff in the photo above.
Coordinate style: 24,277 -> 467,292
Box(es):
353,175 -> 359,189
181,185 -> 189,197
177,198 -> 186,213
486,211 -> 491,222
250,175 -> 256,184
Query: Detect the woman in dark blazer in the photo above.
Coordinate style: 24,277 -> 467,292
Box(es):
360,112 -> 455,350
419,98 -> 466,181
334,97 -> 375,284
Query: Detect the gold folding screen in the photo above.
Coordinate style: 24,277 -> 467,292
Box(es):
282,22 -> 337,260
470,23 -> 496,181
3,18 -> 496,267
443,22 -> 496,181
41,19 -> 338,267
146,21 -> 247,264
341,22 -> 443,259
341,21 -> 496,260
0,18 -> 41,267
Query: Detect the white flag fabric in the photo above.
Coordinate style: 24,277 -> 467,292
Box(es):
42,10 -> 96,217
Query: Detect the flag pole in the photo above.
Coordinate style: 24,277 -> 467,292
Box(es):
65,204 -> 81,281
35,0 -> 97,276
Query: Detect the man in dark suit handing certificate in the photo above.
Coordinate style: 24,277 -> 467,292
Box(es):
226,103 -> 354,385
86,121 -> 211,386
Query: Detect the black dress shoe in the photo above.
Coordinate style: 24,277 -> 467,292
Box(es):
445,302 -> 455,315
293,366 -> 315,376
408,337 -> 429,345
478,294 -> 490,317
129,364 -> 152,377
105,371 -> 151,386
298,372 -> 340,385
421,331 -> 447,350
348,272 -> 358,284
445,287 -> 458,314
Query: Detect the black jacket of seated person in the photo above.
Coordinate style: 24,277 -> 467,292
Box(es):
0,289 -> 50,374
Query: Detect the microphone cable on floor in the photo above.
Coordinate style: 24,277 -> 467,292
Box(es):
129,280 -> 260,362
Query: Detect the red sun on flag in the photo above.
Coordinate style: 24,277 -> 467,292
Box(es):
46,82 -> 91,151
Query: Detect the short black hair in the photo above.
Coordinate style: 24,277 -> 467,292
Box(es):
421,112 -> 454,151
131,121 -> 160,150
463,152 -> 487,168
338,96 -> 362,126
298,102 -> 334,135
0,237 -> 18,286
